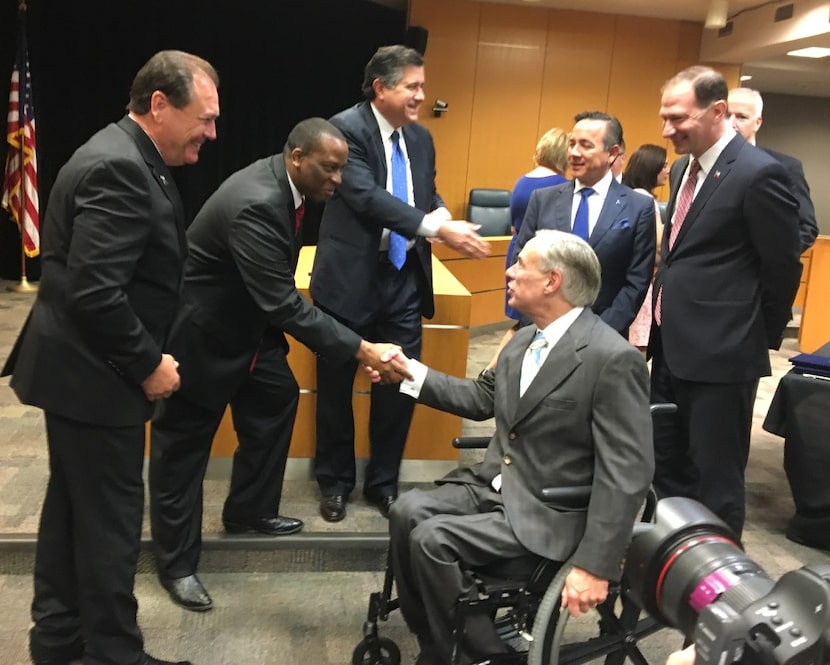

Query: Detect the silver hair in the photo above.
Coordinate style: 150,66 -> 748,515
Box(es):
525,229 -> 601,307
729,87 -> 763,116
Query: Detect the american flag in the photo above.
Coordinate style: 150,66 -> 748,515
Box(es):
1,8 -> 39,258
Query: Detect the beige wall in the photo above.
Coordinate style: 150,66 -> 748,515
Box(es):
754,93 -> 830,236
408,0 -> 740,217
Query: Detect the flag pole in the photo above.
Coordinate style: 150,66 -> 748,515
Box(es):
6,0 -> 37,293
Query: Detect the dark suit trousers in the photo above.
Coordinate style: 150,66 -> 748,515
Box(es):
314,254 -> 423,499
649,329 -> 758,538
149,345 -> 298,578
389,485 -> 534,665
33,413 -> 145,665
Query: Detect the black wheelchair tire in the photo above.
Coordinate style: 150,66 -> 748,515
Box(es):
352,636 -> 401,665
527,560 -> 572,665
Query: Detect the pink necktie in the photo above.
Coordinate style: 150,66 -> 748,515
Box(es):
655,159 -> 701,326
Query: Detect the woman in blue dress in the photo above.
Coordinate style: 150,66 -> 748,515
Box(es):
504,127 -> 569,319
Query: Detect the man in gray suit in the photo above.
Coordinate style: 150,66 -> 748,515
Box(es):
388,230 -> 654,665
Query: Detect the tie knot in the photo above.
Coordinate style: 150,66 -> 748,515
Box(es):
688,159 -> 701,178
529,330 -> 547,366
391,130 -> 400,146
579,187 -> 595,201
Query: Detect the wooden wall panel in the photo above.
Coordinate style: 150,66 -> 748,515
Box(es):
410,0 -> 710,216
410,0 -> 480,219
537,10 -> 616,133
466,4 -> 549,192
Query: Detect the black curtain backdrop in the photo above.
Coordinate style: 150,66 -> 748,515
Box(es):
0,0 -> 406,280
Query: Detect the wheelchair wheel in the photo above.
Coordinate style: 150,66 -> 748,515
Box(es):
352,636 -> 401,665
527,563 -> 660,665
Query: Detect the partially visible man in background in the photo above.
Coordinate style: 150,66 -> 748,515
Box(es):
2,50 -> 219,665
728,87 -> 818,252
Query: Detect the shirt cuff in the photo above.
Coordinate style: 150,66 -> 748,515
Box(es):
399,358 -> 429,398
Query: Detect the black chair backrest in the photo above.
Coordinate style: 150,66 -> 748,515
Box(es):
467,188 -> 512,236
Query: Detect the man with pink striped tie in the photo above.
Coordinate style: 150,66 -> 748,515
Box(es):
650,66 -> 801,539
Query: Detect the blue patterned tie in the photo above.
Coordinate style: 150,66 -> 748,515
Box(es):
388,130 -> 408,270
529,330 -> 547,367
572,187 -> 595,241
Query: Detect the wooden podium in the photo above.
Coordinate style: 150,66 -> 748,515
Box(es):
161,247 -> 472,463
799,235 -> 830,353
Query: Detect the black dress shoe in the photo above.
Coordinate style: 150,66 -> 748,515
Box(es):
320,494 -> 347,522
140,653 -> 193,665
366,494 -> 396,519
159,573 -> 213,612
223,515 -> 304,536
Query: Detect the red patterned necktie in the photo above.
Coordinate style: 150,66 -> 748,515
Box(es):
294,200 -> 306,235
655,159 -> 701,326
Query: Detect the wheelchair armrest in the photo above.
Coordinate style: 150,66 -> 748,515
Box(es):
649,402 -> 677,415
452,436 -> 491,449
539,485 -> 592,510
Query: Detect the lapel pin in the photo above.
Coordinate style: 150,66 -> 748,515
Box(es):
159,174 -> 168,185
714,171 -> 721,179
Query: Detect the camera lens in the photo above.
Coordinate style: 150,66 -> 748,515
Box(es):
625,497 -> 768,636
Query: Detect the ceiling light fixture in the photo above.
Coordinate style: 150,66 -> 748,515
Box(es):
705,0 -> 729,29
740,75 -> 752,81
787,47 -> 830,58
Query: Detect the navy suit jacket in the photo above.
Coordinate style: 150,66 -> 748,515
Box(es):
654,135 -> 802,383
310,102 -> 444,325
164,155 -> 361,410
515,178 -> 656,335
3,117 -> 187,426
759,146 -> 817,253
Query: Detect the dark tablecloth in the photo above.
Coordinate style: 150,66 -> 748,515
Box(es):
763,345 -> 830,550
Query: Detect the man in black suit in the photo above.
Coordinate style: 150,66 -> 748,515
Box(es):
149,118 -> 410,612
651,66 -> 802,538
728,87 -> 818,252
388,230 -> 654,665
310,45 -> 489,522
515,112 -> 655,337
1,51 -> 219,665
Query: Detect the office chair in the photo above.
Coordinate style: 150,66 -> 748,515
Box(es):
467,188 -> 512,236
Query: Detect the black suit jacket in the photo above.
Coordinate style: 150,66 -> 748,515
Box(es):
654,135 -> 802,383
515,179 -> 656,335
310,102 -> 445,325
2,117 -> 186,426
759,146 -> 818,253
165,154 -> 362,410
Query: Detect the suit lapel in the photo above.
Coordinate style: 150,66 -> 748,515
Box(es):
117,116 -> 187,259
670,135 -> 743,252
510,312 -> 591,426
540,182 -> 574,232
502,325 -> 533,422
359,103 -> 388,186
589,180 -> 627,246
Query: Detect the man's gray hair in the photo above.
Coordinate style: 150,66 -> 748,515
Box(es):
730,87 -> 763,116
526,230 -> 601,307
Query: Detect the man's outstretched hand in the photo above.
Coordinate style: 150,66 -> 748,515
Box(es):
357,341 -> 413,384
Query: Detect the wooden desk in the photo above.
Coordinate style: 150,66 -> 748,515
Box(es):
799,236 -> 830,353
432,236 -> 512,327
176,247 -> 472,461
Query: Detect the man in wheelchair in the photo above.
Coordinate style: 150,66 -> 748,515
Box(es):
387,230 -> 655,665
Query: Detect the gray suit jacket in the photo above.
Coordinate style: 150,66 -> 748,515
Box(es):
417,309 -> 654,581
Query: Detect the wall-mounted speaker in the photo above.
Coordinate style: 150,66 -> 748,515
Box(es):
405,26 -> 429,56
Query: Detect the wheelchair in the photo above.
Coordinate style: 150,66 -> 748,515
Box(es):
353,404 -> 676,665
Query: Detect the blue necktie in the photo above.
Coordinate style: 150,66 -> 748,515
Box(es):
529,330 -> 547,368
572,187 -> 595,241
388,130 -> 408,270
